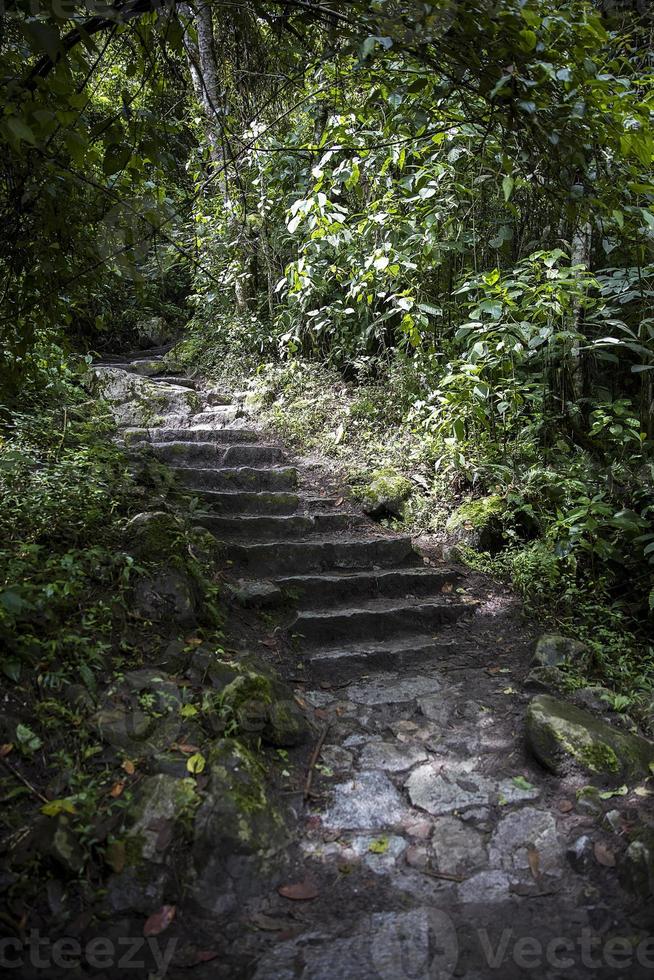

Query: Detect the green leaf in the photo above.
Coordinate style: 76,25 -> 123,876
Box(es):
512,775 -> 535,791
186,752 -> 206,774
502,175 -> 514,202
6,118 -> 37,146
41,798 -> 76,817
103,143 -> 131,176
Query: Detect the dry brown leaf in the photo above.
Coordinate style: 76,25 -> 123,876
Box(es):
527,845 -> 541,880
251,912 -> 294,932
109,782 -> 125,798
143,904 -> 176,937
121,760 -> 136,776
558,800 -> 574,813
594,842 -> 616,867
185,637 -> 203,647
441,582 -> 454,593
0,743 -> 14,757
277,878 -> 319,901
174,742 -> 200,755
193,951 -> 220,964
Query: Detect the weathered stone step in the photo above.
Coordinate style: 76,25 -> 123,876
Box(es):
185,490 -> 300,514
151,441 -> 284,467
307,634 -> 457,680
95,345 -> 172,364
192,406 -> 244,425
195,512 -> 360,539
218,535 -> 416,575
173,465 -> 298,492
124,427 -> 260,445
275,566 -> 459,607
291,597 -> 472,646
149,376 -> 198,389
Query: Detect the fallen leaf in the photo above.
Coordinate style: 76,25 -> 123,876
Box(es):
593,842 -> 616,867
174,742 -> 200,755
277,879 -> 319,901
251,912 -> 293,932
502,687 -> 518,695
512,775 -> 535,792
109,781 -> 125,798
184,637 -> 203,647
186,752 -> 206,775
335,497 -> 344,507
122,759 -> 136,776
143,904 -> 176,937
441,582 -> 454,593
599,784 -> 628,800
193,951 -> 220,964
634,786 -> 652,798
558,800 -> 574,813
527,845 -> 540,880
0,743 -> 14,757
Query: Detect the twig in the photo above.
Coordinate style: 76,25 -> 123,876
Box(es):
422,868 -> 466,883
303,723 -> 330,801
0,758 -> 48,804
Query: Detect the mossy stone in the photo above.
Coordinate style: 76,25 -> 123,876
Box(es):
532,633 -> 589,669
357,467 -> 412,519
526,694 -> 654,782
446,494 -> 505,553
219,671 -> 309,747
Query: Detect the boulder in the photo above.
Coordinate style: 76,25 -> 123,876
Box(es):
620,837 -> 654,897
93,366 -> 199,427
189,741 -> 289,914
531,633 -> 589,669
218,671 -> 309,747
524,666 -> 567,694
526,694 -> 654,781
124,511 -> 180,561
133,568 -> 199,628
445,495 -> 505,553
92,670 -> 182,756
357,468 -> 412,520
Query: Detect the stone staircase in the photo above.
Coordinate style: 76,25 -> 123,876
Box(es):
93,350 -> 649,980
116,357 -> 471,681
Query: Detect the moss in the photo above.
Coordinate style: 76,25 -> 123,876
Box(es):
353,467 -> 412,517
446,494 -> 504,532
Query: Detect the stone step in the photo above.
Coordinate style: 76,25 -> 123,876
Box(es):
274,566 -> 460,607
95,344 -> 172,364
151,441 -> 285,467
192,406 -> 244,425
149,376 -> 198,389
291,597 -> 472,646
173,465 -> 298,492
307,635 -> 457,680
184,490 -> 301,514
218,535 -> 417,575
123,427 -> 260,445
195,512 -> 361,539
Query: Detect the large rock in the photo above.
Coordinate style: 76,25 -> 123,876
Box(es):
107,773 -> 197,913
531,634 -> 588,669
133,568 -> 199,628
124,511 -> 180,561
322,771 -> 408,831
357,468 -> 412,520
92,669 -> 182,756
190,741 -> 289,914
526,694 -> 654,781
218,671 -> 309,747
445,494 -> 505,553
93,366 -> 199,426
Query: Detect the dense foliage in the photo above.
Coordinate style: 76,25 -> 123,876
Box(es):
1,2 -> 653,704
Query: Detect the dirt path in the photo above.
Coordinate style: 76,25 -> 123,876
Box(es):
95,352 -> 652,980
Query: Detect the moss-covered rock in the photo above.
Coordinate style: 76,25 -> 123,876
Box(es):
190,740 -> 289,913
532,633 -> 589,669
219,671 -> 309,747
526,694 -> 654,782
356,468 -> 412,520
124,510 -> 180,561
446,494 -> 505,553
